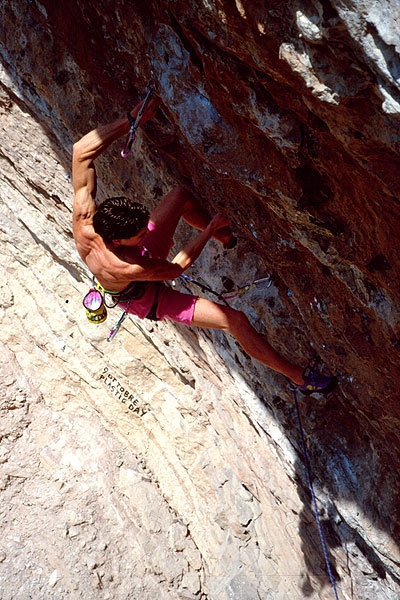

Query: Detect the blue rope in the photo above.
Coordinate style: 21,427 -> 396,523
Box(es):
291,386 -> 341,600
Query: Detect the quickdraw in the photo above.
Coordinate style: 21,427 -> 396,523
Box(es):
121,87 -> 154,158
179,273 -> 230,306
220,275 -> 272,300
179,273 -> 272,304
108,308 -> 129,342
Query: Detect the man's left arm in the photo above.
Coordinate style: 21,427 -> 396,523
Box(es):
72,98 -> 158,228
72,117 -> 128,229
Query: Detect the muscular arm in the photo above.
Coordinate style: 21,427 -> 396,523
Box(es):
171,224 -> 214,271
72,99 -> 158,229
72,117 -> 127,231
105,235 -> 211,284
71,97 -> 227,288
111,214 -> 227,284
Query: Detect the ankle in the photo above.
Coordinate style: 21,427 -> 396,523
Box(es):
289,367 -> 304,386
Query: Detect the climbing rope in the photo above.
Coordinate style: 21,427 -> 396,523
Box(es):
291,386 -> 341,600
107,273 -> 271,341
179,273 -> 271,305
179,273 -> 230,306
106,273 -> 340,599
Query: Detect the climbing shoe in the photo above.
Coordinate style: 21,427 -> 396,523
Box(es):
297,367 -> 337,395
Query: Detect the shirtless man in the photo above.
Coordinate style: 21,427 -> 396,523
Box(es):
72,98 -> 336,395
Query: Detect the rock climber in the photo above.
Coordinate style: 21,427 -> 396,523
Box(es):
72,96 -> 336,395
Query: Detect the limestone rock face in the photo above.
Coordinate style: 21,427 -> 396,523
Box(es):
1,1 -> 400,599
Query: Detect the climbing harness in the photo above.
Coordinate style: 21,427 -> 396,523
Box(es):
121,87 -> 154,158
107,282 -> 161,342
87,272 -> 271,339
82,284 -> 130,341
290,385 -> 341,600
82,279 -> 125,328
82,276 -> 161,341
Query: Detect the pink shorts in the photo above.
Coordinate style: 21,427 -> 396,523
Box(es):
119,221 -> 198,326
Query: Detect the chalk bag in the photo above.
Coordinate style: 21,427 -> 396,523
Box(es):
83,288 -> 108,324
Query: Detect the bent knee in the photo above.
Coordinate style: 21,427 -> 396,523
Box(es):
173,184 -> 187,194
168,184 -> 188,200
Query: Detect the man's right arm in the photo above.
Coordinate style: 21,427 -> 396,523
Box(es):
115,214 -> 228,282
171,213 -> 229,271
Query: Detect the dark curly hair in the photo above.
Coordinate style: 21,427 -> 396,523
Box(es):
93,197 -> 150,243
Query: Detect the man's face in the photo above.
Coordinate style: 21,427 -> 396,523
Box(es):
112,225 -> 149,247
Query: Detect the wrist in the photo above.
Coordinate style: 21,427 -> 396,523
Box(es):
205,222 -> 214,236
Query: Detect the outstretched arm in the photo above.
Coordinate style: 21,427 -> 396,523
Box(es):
72,98 -> 158,229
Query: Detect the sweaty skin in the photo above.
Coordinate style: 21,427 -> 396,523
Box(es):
72,101 -> 230,293
72,99 -> 305,386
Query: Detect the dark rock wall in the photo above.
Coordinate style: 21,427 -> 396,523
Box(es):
1,0 -> 399,595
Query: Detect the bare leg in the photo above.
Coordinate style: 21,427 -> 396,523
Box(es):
192,297 -> 304,384
150,185 -> 234,246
